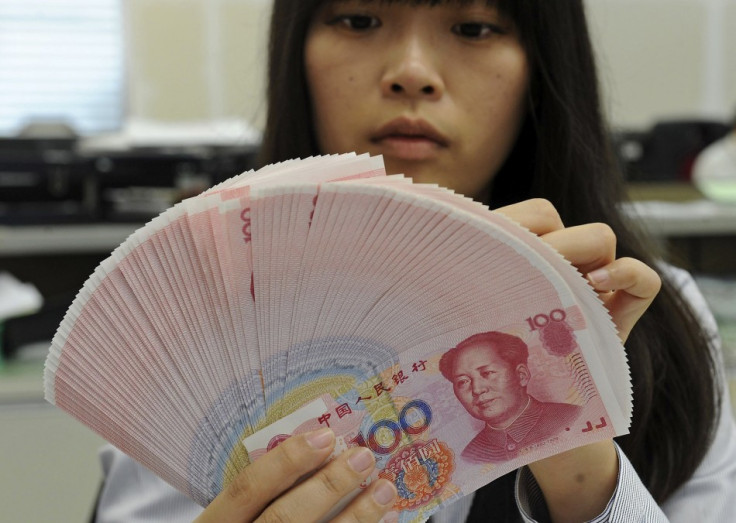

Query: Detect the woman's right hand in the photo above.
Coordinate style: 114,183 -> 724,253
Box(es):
194,428 -> 398,523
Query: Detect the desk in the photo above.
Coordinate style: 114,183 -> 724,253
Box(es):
0,358 -> 46,405
0,223 -> 141,257
0,224 -> 142,301
0,356 -> 105,522
621,183 -> 736,275
623,200 -> 736,237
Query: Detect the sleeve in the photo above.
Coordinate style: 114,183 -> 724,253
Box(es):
514,266 -> 736,523
95,445 -> 204,523
515,444 -> 667,523
657,267 -> 736,520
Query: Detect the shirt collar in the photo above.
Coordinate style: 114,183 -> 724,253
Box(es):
481,396 -> 544,445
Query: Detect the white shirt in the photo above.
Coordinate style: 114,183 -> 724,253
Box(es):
95,267 -> 736,522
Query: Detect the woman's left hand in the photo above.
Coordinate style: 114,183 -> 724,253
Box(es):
495,198 -> 661,344
494,198 -> 661,522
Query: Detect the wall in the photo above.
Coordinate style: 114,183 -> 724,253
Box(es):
122,0 -> 736,131
588,0 -> 736,129
124,0 -> 271,127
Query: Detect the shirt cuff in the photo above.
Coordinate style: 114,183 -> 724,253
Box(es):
515,442 -> 667,522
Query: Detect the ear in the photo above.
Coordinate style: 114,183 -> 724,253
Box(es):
515,364 -> 531,387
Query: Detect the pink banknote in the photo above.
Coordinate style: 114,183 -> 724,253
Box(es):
243,326 -> 615,522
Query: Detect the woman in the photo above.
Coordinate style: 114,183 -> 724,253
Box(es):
95,1 -> 736,521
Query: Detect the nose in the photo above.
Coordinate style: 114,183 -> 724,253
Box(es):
380,34 -> 444,101
471,378 -> 489,397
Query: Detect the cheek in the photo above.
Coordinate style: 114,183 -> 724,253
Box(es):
305,36 -> 337,140
455,386 -> 472,403
305,42 -> 365,152
497,375 -> 516,394
496,53 -> 530,138
305,41 -> 332,112
470,81 -> 528,174
478,63 -> 528,135
311,86 -> 363,154
447,53 -> 529,192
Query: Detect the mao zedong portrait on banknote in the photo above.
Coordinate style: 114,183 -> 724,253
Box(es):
439,331 -> 583,464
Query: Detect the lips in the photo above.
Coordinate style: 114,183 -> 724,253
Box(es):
370,117 -> 448,161
474,398 -> 497,409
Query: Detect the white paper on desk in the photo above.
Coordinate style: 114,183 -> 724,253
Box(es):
79,117 -> 262,152
0,272 -> 43,321
625,199 -> 736,218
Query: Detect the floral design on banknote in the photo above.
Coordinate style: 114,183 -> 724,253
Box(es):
190,336 -> 397,505
379,439 -> 455,511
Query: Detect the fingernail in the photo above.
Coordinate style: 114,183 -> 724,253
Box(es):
587,268 -> 610,285
372,479 -> 397,506
306,428 -> 334,449
348,447 -> 375,473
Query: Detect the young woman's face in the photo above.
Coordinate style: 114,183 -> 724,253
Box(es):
305,1 -> 530,198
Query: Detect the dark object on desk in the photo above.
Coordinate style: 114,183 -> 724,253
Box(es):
0,139 -> 259,225
0,137 -> 96,225
615,120 -> 731,183
91,146 -> 258,222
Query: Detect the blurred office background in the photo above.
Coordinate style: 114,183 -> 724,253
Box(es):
1,0 -> 735,521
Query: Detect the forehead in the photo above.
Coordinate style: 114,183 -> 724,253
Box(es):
455,343 -> 505,368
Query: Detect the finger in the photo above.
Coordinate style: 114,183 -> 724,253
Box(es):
258,446 -> 377,522
196,428 -> 336,523
494,198 -> 565,236
540,223 -> 616,276
586,257 -> 662,342
331,478 -> 398,523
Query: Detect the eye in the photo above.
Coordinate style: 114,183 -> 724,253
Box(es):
452,22 -> 503,40
329,14 -> 381,32
481,370 -> 495,378
455,377 -> 470,389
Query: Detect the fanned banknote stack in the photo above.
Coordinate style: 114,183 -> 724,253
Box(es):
44,153 -> 631,522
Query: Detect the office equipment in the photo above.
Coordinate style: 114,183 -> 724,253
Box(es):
0,138 -> 258,225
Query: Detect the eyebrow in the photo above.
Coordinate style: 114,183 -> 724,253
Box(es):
454,364 -> 496,379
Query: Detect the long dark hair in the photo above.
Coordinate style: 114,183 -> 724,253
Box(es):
259,0 -> 720,509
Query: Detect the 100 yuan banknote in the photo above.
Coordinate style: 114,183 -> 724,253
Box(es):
243,323 -> 620,523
